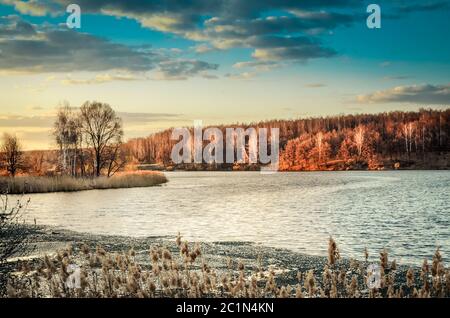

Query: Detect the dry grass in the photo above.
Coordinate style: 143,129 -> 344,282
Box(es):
0,171 -> 167,194
5,236 -> 450,298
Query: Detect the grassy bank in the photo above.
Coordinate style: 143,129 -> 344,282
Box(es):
0,171 -> 167,194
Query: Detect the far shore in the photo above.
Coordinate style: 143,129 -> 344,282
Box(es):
136,155 -> 450,172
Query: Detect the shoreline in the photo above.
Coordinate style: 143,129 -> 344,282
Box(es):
161,169 -> 450,172
148,167 -> 450,172
5,225 -> 417,291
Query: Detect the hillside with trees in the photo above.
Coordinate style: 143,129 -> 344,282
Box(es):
124,108 -> 450,171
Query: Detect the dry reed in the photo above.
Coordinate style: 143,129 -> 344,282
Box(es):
7,235 -> 450,298
5,236 -> 449,298
0,171 -> 167,194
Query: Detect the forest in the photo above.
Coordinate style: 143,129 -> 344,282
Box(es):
1,108 -> 449,176
124,108 -> 450,171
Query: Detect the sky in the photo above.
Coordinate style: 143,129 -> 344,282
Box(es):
0,0 -> 449,150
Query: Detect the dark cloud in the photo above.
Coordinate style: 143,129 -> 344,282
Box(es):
6,0 -> 358,21
250,36 -> 336,61
183,10 -> 350,63
381,0 -> 449,19
1,0 -> 361,64
356,84 -> 450,105
395,1 -> 449,14
233,60 -> 280,71
0,15 -> 36,37
6,1 -> 443,68
201,12 -> 355,40
0,16 -> 218,80
155,59 -> 219,80
0,22 -> 159,72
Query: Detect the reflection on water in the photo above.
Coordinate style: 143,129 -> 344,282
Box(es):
18,171 -> 449,265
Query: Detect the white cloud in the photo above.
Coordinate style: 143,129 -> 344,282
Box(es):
356,84 -> 450,104
232,60 -> 280,71
224,72 -> 256,80
61,73 -> 148,85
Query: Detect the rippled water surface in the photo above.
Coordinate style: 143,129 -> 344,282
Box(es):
19,171 -> 449,265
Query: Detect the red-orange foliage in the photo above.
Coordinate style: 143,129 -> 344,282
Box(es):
3,108 -> 448,175
124,108 -> 450,170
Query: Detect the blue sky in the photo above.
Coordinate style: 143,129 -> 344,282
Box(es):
0,0 -> 449,149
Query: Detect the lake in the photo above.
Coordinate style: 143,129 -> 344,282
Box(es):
18,171 -> 449,265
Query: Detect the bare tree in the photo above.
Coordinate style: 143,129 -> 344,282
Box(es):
79,102 -> 124,177
354,125 -> 365,159
1,134 -> 23,177
316,131 -> 323,163
53,105 -> 82,176
27,151 -> 45,175
401,122 -> 415,158
105,144 -> 127,177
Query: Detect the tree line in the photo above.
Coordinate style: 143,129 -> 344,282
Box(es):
124,108 -> 450,170
1,107 -> 449,175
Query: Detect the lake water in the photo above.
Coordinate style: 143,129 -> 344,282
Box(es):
18,171 -> 449,265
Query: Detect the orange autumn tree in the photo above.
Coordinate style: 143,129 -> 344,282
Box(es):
123,108 -> 449,171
